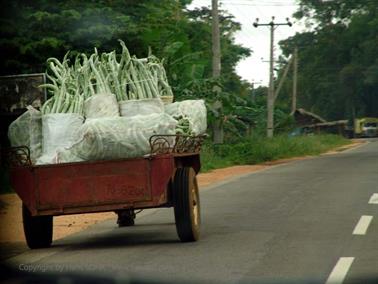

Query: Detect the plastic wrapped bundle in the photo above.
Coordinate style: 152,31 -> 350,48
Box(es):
84,93 -> 119,119
119,98 -> 164,117
61,113 -> 177,162
36,113 -> 84,164
8,106 -> 42,164
165,100 -> 207,135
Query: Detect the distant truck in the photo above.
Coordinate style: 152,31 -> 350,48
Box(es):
352,117 -> 378,138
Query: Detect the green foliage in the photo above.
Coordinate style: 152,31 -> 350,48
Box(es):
201,134 -> 349,172
277,0 -> 378,120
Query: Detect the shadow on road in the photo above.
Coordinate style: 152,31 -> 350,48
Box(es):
52,222 -> 182,251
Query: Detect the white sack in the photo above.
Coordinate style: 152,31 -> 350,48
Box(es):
55,149 -> 84,164
165,100 -> 207,135
36,113 -> 84,165
7,106 -> 42,164
84,93 -> 119,119
119,98 -> 164,117
64,113 -> 177,161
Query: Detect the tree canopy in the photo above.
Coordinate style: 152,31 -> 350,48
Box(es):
278,0 -> 378,120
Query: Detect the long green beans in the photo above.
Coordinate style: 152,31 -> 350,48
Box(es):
40,40 -> 173,115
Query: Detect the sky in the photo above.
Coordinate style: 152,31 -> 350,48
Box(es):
187,0 -> 305,87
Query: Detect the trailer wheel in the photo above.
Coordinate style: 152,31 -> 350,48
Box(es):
173,167 -> 200,242
22,204 -> 53,249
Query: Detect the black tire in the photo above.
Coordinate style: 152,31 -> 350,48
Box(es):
173,167 -> 200,242
22,204 -> 53,249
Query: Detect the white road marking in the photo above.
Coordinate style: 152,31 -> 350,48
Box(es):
352,215 -> 373,235
325,257 -> 354,284
368,193 -> 378,204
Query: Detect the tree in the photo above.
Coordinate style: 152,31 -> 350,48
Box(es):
277,0 -> 378,120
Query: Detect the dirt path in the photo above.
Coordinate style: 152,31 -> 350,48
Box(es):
0,139 -> 364,246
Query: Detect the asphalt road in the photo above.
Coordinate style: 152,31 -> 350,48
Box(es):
4,139 -> 378,283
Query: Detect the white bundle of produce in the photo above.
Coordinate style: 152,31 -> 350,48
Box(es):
59,113 -> 177,162
165,100 -> 207,135
84,93 -> 119,119
8,106 -> 42,164
36,113 -> 84,165
119,98 -> 164,117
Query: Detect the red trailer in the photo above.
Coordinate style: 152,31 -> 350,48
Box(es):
5,134 -> 205,249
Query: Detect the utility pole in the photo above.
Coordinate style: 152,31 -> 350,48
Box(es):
274,55 -> 293,101
292,47 -> 298,113
211,0 -> 223,143
253,17 -> 292,138
212,0 -> 221,78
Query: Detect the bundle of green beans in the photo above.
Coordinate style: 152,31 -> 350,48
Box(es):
174,116 -> 192,135
146,55 -> 174,98
40,54 -> 85,115
40,40 -> 174,115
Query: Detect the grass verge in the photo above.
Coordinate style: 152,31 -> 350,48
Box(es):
200,134 -> 350,172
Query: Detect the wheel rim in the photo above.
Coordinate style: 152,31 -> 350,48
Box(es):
192,184 -> 199,227
189,170 -> 200,228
